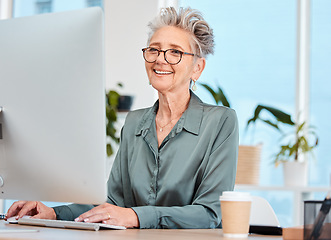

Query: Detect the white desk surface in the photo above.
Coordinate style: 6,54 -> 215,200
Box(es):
0,221 -> 282,240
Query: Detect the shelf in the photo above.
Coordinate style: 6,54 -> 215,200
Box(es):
234,184 -> 330,226
235,184 -> 330,193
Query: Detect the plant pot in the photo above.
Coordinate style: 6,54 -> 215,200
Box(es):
235,144 -> 262,185
117,95 -> 133,112
283,161 -> 308,187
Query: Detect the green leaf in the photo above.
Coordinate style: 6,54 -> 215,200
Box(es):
217,87 -> 230,107
107,143 -> 113,157
247,105 -> 294,131
261,119 -> 280,130
107,90 -> 120,108
199,83 -> 231,107
199,83 -> 218,104
105,89 -> 121,156
109,108 -> 117,122
297,122 -> 305,134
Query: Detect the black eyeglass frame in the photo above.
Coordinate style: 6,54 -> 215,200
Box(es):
142,47 -> 199,65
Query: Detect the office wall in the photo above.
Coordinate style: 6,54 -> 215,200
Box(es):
104,0 -> 159,110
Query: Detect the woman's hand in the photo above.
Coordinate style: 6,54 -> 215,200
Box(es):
75,203 -> 139,228
6,201 -> 56,220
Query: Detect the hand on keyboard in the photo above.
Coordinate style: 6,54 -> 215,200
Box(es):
74,203 -> 139,229
6,201 -> 56,221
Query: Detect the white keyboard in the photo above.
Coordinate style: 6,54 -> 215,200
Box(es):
17,218 -> 126,231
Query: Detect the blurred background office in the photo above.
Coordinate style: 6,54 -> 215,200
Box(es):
0,0 -> 330,227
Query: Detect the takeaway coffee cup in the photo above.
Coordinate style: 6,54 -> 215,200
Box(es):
219,191 -> 252,238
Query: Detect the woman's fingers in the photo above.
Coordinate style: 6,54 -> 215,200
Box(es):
102,207 -> 139,228
6,201 -> 28,219
83,211 -> 111,224
76,203 -> 139,228
16,201 -> 39,218
30,203 -> 56,220
75,203 -> 115,223
6,201 -> 56,220
14,202 -> 37,218
75,203 -> 108,222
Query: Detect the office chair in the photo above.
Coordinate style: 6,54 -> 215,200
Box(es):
249,196 -> 282,235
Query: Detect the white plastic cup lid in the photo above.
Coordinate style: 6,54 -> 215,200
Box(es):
219,191 -> 252,201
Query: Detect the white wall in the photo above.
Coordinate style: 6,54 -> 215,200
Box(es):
104,0 -> 159,110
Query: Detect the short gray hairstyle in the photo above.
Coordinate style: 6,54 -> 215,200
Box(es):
147,7 -> 215,58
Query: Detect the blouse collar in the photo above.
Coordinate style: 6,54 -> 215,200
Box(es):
135,91 -> 204,137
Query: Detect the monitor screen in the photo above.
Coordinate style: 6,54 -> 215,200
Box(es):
0,7 -> 107,204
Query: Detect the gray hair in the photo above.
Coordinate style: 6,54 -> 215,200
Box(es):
147,7 -> 215,58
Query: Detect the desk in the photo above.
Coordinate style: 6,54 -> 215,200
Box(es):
0,221 -> 282,240
235,184 -> 330,226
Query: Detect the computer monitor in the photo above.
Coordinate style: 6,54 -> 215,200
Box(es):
0,7 -> 107,204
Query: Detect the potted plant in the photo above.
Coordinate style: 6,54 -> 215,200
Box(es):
105,89 -> 120,157
246,105 -> 318,186
199,82 -> 263,185
273,122 -> 318,165
105,83 -> 134,157
273,122 -> 318,186
199,82 -> 319,186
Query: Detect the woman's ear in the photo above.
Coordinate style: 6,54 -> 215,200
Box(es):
192,57 -> 206,81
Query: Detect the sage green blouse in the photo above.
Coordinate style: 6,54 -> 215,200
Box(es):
54,92 -> 239,229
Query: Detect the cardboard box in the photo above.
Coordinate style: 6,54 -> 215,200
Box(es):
283,226 -> 303,240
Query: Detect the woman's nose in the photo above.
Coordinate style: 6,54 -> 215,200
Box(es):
155,51 -> 168,64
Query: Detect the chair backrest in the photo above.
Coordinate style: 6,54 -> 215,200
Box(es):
250,196 -> 281,227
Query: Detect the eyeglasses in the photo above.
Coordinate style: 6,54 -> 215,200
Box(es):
142,47 -> 198,65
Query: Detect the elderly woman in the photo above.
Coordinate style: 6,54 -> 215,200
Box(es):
6,7 -> 238,229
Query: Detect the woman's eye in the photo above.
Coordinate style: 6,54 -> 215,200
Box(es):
148,48 -> 159,53
169,49 -> 181,56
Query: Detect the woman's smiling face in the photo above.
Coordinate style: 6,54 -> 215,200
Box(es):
145,26 -> 203,94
